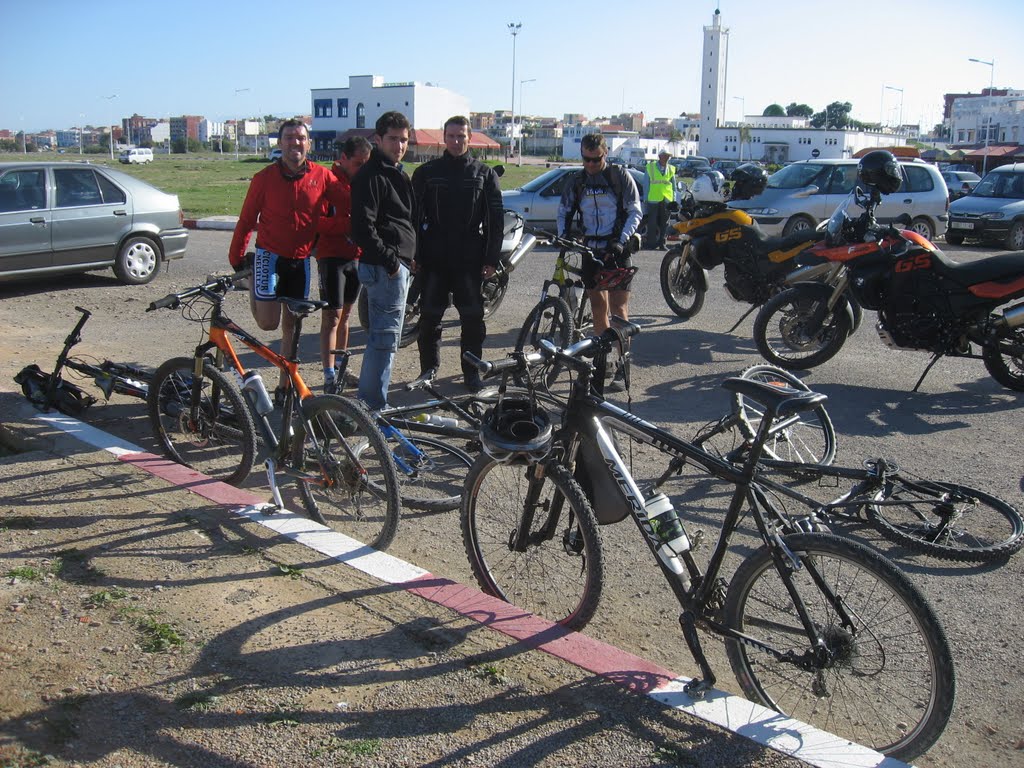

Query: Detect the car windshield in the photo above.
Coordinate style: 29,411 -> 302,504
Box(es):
767,163 -> 828,189
972,171 -> 1024,199
519,168 -> 569,193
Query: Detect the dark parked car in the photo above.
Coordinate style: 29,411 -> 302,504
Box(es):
941,170 -> 981,201
947,163 -> 1024,250
711,159 -> 742,179
0,161 -> 187,285
669,156 -> 711,177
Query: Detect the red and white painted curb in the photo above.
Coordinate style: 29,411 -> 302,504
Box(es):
34,410 -> 908,768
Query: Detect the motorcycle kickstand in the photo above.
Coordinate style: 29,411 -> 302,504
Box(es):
679,610 -> 717,698
912,353 -> 945,392
727,303 -> 759,334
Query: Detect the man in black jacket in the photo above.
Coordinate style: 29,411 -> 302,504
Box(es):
411,115 -> 503,391
351,111 -> 415,410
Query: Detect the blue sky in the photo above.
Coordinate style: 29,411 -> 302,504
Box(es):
3,0 -> 1021,134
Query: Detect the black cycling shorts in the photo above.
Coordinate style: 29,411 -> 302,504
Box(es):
318,258 -> 361,309
253,247 -> 311,302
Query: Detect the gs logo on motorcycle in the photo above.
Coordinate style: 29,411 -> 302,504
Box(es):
894,254 -> 933,273
714,228 -> 742,243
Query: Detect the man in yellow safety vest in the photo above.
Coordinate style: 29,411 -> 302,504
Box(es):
645,149 -> 677,250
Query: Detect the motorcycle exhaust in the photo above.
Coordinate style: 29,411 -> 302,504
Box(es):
503,232 -> 537,271
996,302 -> 1024,330
784,261 -> 835,286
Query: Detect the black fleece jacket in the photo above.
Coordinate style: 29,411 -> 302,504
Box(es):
351,147 -> 416,274
411,151 -> 503,271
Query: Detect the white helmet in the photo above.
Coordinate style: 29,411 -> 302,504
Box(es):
691,171 -> 726,203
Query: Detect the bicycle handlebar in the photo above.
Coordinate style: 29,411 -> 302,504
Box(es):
147,268 -> 252,312
526,227 -> 600,258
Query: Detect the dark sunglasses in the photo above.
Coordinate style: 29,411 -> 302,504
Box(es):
581,154 -> 605,164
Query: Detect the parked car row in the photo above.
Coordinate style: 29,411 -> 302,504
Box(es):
729,158 -> 950,240
0,162 -> 188,285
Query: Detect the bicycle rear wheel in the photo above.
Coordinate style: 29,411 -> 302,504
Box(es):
724,532 -> 955,761
735,364 -> 836,465
388,432 -> 473,512
147,357 -> 257,485
868,479 -> 1024,562
461,457 -> 603,630
293,395 -> 401,551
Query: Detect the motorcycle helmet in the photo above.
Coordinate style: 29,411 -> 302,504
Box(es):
691,170 -> 726,203
479,395 -> 553,464
729,164 -> 769,201
858,150 -> 903,194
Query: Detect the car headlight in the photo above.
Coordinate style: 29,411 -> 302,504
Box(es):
980,212 -> 1005,220
743,208 -> 779,216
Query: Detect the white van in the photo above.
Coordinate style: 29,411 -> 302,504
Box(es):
119,148 -> 153,164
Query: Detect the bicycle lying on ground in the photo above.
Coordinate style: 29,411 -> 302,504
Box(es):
146,271 -> 401,550
460,320 -> 955,761
15,306 -> 152,416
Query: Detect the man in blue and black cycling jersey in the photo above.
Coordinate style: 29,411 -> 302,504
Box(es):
557,132 -> 642,391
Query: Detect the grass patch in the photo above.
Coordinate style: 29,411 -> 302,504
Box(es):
276,563 -> 303,578
263,708 -> 301,727
136,616 -> 184,652
175,690 -> 221,712
470,662 -> 510,686
82,588 -> 129,609
6,565 -> 45,581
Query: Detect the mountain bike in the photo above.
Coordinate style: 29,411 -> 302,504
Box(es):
146,271 -> 401,550
15,306 -> 152,416
459,321 -> 955,761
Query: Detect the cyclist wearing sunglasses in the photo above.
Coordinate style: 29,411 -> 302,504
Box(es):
557,133 -> 642,390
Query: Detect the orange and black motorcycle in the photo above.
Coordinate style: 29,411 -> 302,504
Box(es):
659,165 -> 823,329
754,182 -> 1024,391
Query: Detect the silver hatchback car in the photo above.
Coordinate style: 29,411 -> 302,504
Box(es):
730,159 -> 949,240
0,161 -> 188,285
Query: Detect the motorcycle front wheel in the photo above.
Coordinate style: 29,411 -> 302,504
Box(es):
659,246 -> 705,319
982,327 -> 1024,391
481,273 -> 509,319
753,286 -> 851,370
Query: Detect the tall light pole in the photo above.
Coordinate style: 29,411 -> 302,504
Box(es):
518,78 -> 535,166
733,96 -> 745,161
508,22 -> 521,159
103,94 -> 118,159
884,85 -> 904,141
969,57 -> 995,175
234,87 -> 251,161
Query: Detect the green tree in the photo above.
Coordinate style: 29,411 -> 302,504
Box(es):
786,103 -> 814,118
811,101 -> 853,129
763,104 -> 786,117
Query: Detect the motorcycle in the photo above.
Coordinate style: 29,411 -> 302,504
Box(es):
357,208 -> 537,348
659,171 -> 824,330
753,184 -> 1024,391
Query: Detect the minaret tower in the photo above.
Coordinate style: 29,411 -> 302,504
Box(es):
700,7 -> 729,147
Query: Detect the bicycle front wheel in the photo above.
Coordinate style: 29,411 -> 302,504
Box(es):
515,296 -> 574,352
735,364 -> 836,465
461,457 -> 603,630
293,395 -> 401,551
147,357 -> 257,485
389,432 -> 474,512
868,479 -> 1024,562
724,532 -> 955,762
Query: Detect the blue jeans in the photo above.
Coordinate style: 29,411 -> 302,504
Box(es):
357,262 -> 410,410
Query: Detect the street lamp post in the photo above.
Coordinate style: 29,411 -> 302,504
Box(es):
508,22 -> 521,159
733,96 -> 745,161
884,85 -> 904,141
103,94 -> 118,160
234,87 -> 251,161
969,57 -> 995,175
518,78 -> 536,166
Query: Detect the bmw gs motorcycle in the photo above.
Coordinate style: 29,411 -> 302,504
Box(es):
660,165 -> 824,329
753,184 -> 1024,391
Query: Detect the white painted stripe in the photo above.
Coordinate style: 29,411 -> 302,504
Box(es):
32,409 -> 908,768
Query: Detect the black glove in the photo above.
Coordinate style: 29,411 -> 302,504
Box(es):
235,251 -> 254,273
605,241 -> 624,261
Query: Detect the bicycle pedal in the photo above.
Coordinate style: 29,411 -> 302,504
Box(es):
683,678 -> 712,699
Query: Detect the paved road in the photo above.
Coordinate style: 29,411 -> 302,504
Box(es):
2,231 -> 1023,767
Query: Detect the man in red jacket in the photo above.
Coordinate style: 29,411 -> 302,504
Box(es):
315,135 -> 372,393
228,119 -> 344,401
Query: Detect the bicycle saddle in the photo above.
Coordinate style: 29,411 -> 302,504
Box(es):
721,377 -> 827,417
280,297 -> 328,317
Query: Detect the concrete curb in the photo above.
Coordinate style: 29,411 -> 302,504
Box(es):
183,216 -> 239,231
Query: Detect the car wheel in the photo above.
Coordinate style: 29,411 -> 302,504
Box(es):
909,217 -> 935,241
114,236 -> 160,285
945,230 -> 965,246
782,215 -> 814,237
1004,221 -> 1024,251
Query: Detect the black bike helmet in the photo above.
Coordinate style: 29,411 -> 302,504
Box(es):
858,150 -> 902,194
479,396 -> 553,464
729,164 -> 769,201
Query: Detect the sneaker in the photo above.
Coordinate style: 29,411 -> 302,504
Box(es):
323,378 -> 338,395
605,365 -> 626,393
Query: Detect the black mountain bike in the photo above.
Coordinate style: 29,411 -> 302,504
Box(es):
460,322 -> 955,761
